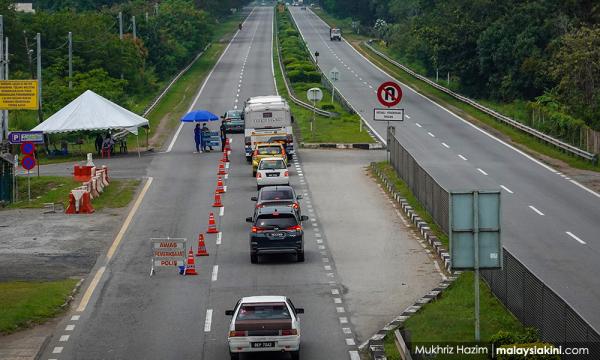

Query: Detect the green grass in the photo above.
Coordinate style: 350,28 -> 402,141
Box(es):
6,175 -> 140,210
275,9 -> 373,144
373,162 -> 449,248
0,279 -> 79,334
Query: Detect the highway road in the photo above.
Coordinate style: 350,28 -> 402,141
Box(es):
289,6 -> 600,331
38,6 -> 440,360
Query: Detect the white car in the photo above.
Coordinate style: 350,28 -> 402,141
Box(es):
226,296 -> 304,359
256,157 -> 289,190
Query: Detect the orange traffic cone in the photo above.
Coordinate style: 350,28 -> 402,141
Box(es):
207,212 -> 219,233
218,162 -> 227,175
222,151 -> 229,163
216,177 -> 225,194
196,234 -> 209,256
213,192 -> 223,207
184,249 -> 198,275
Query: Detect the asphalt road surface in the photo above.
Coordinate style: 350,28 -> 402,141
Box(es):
38,6 -> 441,360
290,6 -> 600,332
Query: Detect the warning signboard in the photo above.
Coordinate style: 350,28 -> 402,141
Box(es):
0,80 -> 39,110
151,238 -> 187,275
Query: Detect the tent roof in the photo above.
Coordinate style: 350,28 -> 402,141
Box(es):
32,90 -> 149,134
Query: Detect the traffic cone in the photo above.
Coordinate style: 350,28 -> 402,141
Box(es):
218,162 -> 227,175
184,249 -> 198,275
196,234 -> 209,256
222,150 -> 230,163
207,212 -> 219,233
216,176 -> 225,194
213,192 -> 223,207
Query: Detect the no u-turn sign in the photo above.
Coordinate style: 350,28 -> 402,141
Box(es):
377,81 -> 403,107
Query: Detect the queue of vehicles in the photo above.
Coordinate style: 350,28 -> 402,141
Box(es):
225,95 -> 307,359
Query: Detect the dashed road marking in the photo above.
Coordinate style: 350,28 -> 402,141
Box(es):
204,309 -> 213,332
59,335 -> 70,342
324,265 -> 332,271
52,347 -> 63,354
566,231 -> 586,245
349,350 -> 361,360
334,298 -> 342,303
415,123 -> 422,128
216,232 -> 222,245
343,327 -> 352,334
428,132 -> 435,137
477,168 -> 488,175
331,289 -> 339,295
336,307 -> 346,313
529,205 -> 544,216
500,185 -> 513,194
71,315 -> 80,321
458,154 -> 468,161
219,207 -> 225,217
345,338 -> 356,346
65,324 -> 75,331
212,265 -> 219,282
442,142 -> 450,148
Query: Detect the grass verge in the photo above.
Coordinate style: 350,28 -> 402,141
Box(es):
0,279 -> 79,334
373,161 -> 448,248
6,175 -> 140,210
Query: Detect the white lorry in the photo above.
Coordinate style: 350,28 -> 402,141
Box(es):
330,28 -> 341,41
243,95 -> 295,161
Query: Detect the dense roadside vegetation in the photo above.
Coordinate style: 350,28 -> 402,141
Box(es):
318,0 -> 600,154
276,6 -> 372,143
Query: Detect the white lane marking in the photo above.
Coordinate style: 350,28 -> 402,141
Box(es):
458,154 -> 468,161
477,168 -> 488,175
442,142 -> 450,148
316,239 -> 322,244
339,317 -> 348,324
415,123 -> 422,128
76,266 -> 105,313
52,347 -> 63,354
331,289 -> 339,295
211,265 -> 219,282
427,132 -> 435,138
346,338 -> 356,346
71,315 -> 80,321
334,298 -> 342,303
219,207 -> 225,217
318,245 -> 325,250
349,351 -> 361,360
59,335 -> 70,342
216,232 -> 222,245
336,307 -> 346,313
223,186 -> 227,192
65,324 -> 75,331
500,185 -> 514,194
566,231 -> 586,245
324,265 -> 332,270
569,179 -> 600,199
528,206 -> 545,216
405,115 -> 410,119
322,257 -> 329,262
369,85 -> 373,89
343,328 -> 352,334
204,309 -> 213,332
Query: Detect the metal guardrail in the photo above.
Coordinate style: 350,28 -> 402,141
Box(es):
364,41 -> 598,163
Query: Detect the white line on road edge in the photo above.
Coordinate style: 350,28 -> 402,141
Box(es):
59,335 -> 70,342
204,309 -> 213,332
70,315 -> 80,321
219,207 -> 225,217
216,232 -> 222,245
345,338 -> 356,346
458,154 -> 468,161
52,347 -> 63,354
77,177 -> 154,312
349,350 -> 361,360
442,142 -> 450,148
477,168 -> 488,175
528,206 -> 545,216
212,265 -> 219,282
500,185 -> 514,194
65,325 -> 75,331
427,132 -> 435,137
166,9 -> 254,153
566,231 -> 586,245
415,123 -> 422,128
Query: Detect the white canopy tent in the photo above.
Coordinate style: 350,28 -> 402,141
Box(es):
32,90 -> 150,156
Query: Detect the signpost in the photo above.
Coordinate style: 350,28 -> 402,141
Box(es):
329,67 -> 339,104
8,131 -> 44,144
307,87 -> 323,135
150,238 -> 187,276
449,190 -> 502,341
20,142 -> 36,202
0,80 -> 39,110
375,81 -> 404,161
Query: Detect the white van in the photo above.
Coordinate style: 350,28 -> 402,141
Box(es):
243,96 -> 294,161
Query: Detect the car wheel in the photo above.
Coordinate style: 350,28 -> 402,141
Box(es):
229,351 -> 239,360
250,254 -> 258,263
291,350 -> 300,360
297,252 -> 305,262
257,185 -> 261,190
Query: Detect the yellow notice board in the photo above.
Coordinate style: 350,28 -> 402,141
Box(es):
0,80 -> 39,110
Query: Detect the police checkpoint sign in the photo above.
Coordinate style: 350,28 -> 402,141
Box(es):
0,80 -> 39,110
151,238 -> 187,275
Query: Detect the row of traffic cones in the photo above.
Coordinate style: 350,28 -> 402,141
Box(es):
184,139 -> 231,275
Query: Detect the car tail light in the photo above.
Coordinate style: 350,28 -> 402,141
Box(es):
257,172 -> 262,178
284,171 -> 289,177
281,329 -> 297,336
229,331 -> 247,337
286,225 -> 302,231
256,204 -> 263,209
292,202 -> 299,209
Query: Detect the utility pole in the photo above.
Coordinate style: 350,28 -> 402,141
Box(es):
155,3 -> 159,15
36,33 -> 42,124
118,12 -> 123,40
3,37 -> 8,142
68,32 -> 72,89
145,12 -> 149,22
0,15 -> 5,142
132,16 -> 137,40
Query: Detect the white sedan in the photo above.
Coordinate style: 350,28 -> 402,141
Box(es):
256,157 -> 289,190
226,295 -> 304,359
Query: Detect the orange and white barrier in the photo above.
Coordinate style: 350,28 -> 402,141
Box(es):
66,165 -> 111,214
65,188 -> 94,214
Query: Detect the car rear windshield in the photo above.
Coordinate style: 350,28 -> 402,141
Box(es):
260,189 -> 293,201
236,303 -> 291,321
257,146 -> 282,155
226,111 -> 242,118
256,214 -> 298,229
259,159 -> 286,170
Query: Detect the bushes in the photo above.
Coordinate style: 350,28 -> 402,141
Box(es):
288,70 -> 321,83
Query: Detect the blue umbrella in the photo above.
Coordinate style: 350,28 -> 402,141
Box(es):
180,110 -> 219,122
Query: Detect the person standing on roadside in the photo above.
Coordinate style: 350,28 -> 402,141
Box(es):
220,121 -> 227,152
194,124 -> 202,153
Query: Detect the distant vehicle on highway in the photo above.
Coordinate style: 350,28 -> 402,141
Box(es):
243,95 -> 295,162
226,295 -> 304,359
251,185 -> 303,217
256,157 -> 289,189
252,142 -> 287,176
246,206 -> 308,263
221,110 -> 244,133
330,28 -> 341,41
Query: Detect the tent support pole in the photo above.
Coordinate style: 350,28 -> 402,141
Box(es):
136,134 -> 141,158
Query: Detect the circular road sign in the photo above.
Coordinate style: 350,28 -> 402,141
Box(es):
377,81 -> 403,107
20,142 -> 35,155
22,155 -> 36,171
307,87 -> 323,102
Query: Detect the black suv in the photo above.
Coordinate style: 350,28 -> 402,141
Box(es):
251,185 -> 302,217
246,207 -> 308,264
